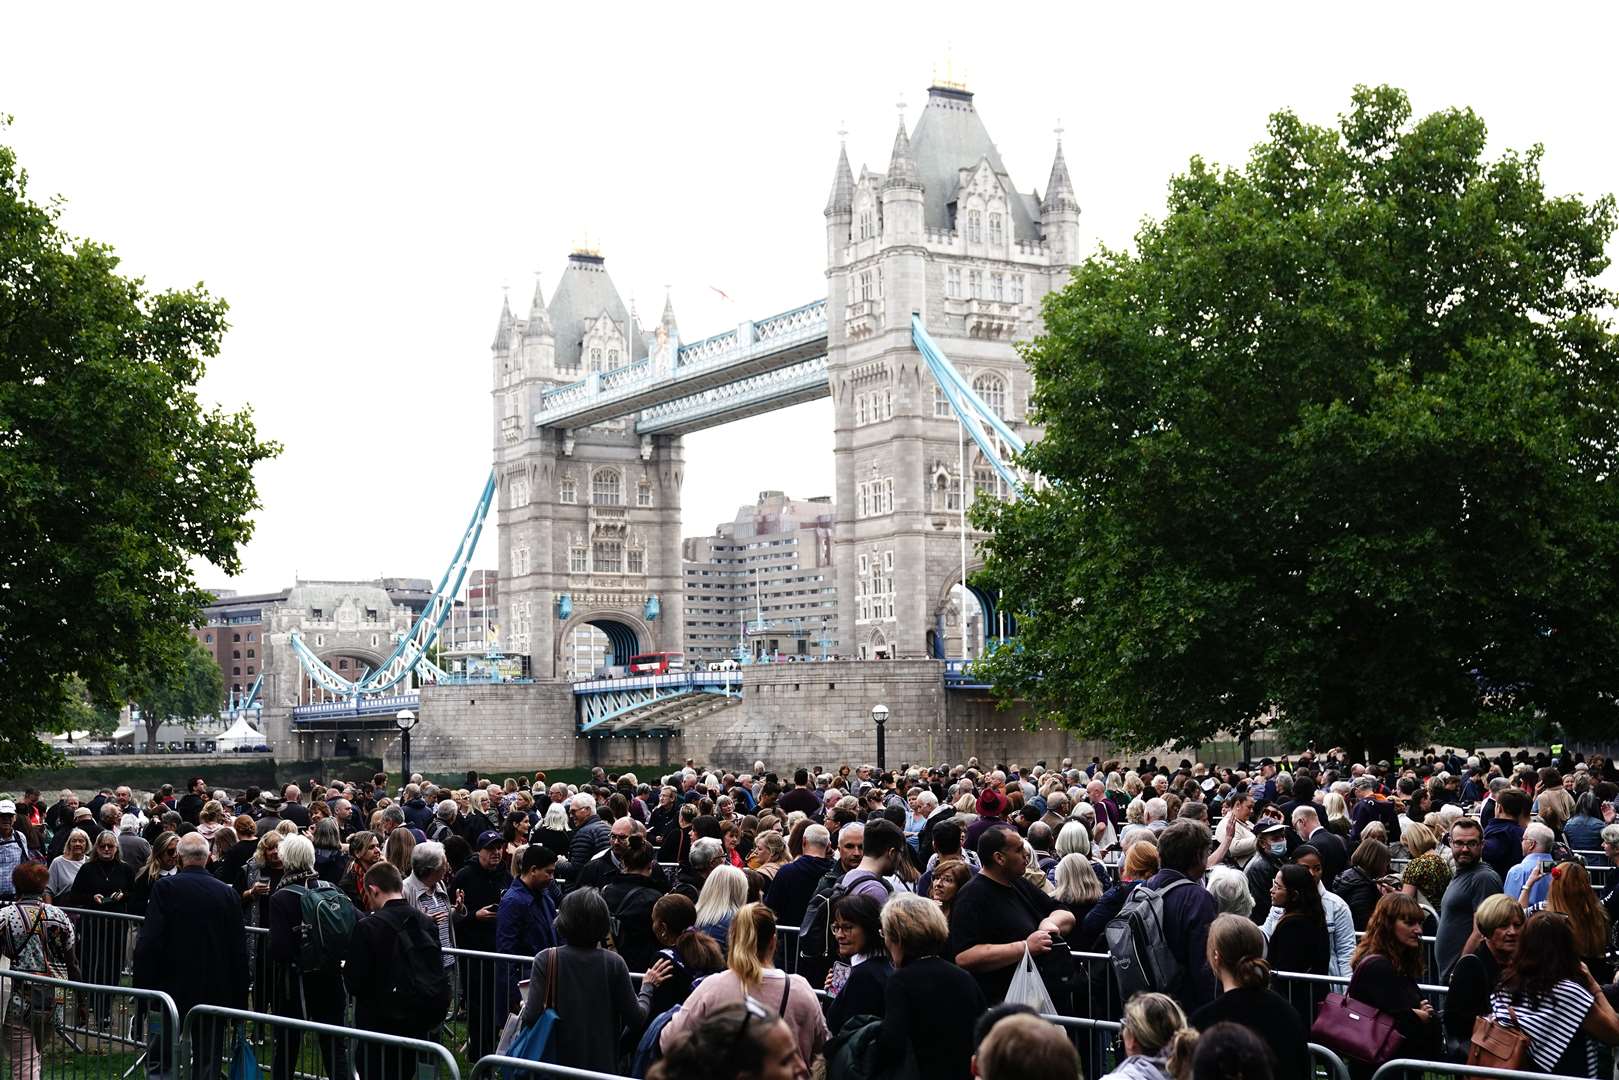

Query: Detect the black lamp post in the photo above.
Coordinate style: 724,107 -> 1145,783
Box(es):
395,709 -> 417,782
871,702 -> 889,772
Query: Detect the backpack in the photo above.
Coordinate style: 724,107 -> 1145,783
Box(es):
379,906 -> 452,1026
286,880 -> 358,973
1104,877 -> 1193,1000
798,870 -> 892,964
629,966 -> 702,1078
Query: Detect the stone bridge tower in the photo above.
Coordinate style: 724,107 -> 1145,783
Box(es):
492,250 -> 685,678
825,82 -> 1080,659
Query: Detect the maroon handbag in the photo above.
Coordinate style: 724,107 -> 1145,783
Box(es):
1310,992 -> 1407,1065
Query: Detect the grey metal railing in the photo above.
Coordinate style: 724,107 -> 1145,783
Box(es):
468,1058 -> 624,1080
182,1002 -> 461,1080
0,966 -> 179,1080
1370,1058 -> 1554,1080
1270,968 -> 1449,1019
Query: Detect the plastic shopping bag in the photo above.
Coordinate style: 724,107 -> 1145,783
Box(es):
1004,944 -> 1056,1013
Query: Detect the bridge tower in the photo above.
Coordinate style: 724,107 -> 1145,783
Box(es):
492,250 -> 685,679
826,82 -> 1080,659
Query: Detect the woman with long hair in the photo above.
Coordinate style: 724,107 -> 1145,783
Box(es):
1322,792 -> 1352,838
746,831 -> 790,880
383,825 -> 415,876
128,830 -> 179,916
823,893 -> 891,1035
46,828 -> 90,901
1539,861 -> 1613,982
65,829 -> 135,1027
694,864 -> 749,952
1078,838 -> 1159,950
338,830 -> 381,905
1488,911 -> 1619,1077
535,801 -> 568,854
648,1002 -> 808,1080
1443,894 -> 1522,1050
1342,894 -> 1441,1074
1192,914 -> 1308,1080
1333,838 -> 1391,931
660,903 -> 828,1068
1098,992 -> 1199,1080
1053,852 -> 1105,923
1266,863 -> 1330,1023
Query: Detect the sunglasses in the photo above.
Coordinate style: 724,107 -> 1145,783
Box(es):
727,996 -> 773,1061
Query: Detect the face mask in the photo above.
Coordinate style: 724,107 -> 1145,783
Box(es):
1270,842 -> 1288,856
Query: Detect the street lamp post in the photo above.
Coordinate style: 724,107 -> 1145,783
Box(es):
395,709 -> 417,782
871,703 -> 889,772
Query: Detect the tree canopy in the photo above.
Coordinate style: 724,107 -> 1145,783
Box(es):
135,636 -> 225,753
0,124 -> 279,770
975,86 -> 1619,761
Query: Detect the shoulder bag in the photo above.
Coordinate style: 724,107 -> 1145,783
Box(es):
1310,992 -> 1405,1066
1467,1005 -> 1529,1080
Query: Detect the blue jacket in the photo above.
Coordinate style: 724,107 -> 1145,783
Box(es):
1481,818 -> 1524,880
1142,869 -> 1218,1013
763,854 -> 833,929
496,880 -> 558,1006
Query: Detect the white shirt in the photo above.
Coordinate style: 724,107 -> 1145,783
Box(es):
1261,880 -> 1355,977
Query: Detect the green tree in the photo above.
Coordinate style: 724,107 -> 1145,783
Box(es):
976,86 -> 1619,762
135,636 -> 225,753
0,123 -> 279,771
52,676 -> 123,743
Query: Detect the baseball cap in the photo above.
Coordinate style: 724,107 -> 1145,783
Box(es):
1256,819 -> 1288,835
0,800 -> 14,815
477,830 -> 504,850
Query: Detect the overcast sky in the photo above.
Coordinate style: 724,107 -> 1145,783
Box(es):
4,2 -> 1615,596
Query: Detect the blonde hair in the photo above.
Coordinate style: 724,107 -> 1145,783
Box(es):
879,893 -> 949,960
694,865 -> 747,927
1323,792 -> 1349,826
726,903 -> 776,990
1473,894 -> 1524,937
1122,991 -> 1197,1074
1054,853 -> 1103,904
1400,820 -> 1436,857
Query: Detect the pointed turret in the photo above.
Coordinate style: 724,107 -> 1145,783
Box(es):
883,119 -> 923,191
523,276 -> 552,339
491,292 -> 514,352
1041,139 -> 1080,216
824,143 -> 855,215
660,291 -> 679,339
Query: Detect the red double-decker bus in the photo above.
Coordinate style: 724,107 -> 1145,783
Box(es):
627,652 -> 685,675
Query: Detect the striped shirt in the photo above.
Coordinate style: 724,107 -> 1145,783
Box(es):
1490,979 -> 1596,1076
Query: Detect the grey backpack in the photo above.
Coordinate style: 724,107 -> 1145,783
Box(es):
1104,877 -> 1193,1000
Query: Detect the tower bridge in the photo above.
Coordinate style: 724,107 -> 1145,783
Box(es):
265,81 -> 1103,771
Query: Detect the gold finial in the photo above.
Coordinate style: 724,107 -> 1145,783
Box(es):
572,225 -> 601,258
933,46 -> 968,92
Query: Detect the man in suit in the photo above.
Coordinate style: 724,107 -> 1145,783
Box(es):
133,832 -> 248,1078
277,784 -> 311,829
915,791 -> 955,866
1290,804 -> 1347,883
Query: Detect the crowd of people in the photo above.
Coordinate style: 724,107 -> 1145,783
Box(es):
1,744 -> 1618,1080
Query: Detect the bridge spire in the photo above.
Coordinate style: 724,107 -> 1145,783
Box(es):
660,287 -> 679,339
523,273 -> 552,338
491,290 -> 514,352
883,115 -> 922,191
1041,125 -> 1080,216
825,137 -> 855,216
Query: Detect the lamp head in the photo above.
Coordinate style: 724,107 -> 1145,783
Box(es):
871,703 -> 890,725
395,709 -> 417,732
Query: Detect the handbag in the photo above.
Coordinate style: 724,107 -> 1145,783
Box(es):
1467,1009 -> 1530,1080
1310,992 -> 1406,1066
503,948 -> 559,1079
227,1025 -> 259,1080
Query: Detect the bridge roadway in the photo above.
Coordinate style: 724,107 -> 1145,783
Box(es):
533,299 -> 828,432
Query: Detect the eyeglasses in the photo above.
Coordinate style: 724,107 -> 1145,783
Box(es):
727,996 -> 773,1061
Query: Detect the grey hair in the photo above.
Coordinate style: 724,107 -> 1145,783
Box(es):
177,832 -> 211,864
412,840 -> 447,878
1055,821 -> 1093,859
802,824 -> 831,852
280,834 -> 315,875
1205,864 -> 1255,918
1053,853 -> 1102,904
1522,822 -> 1554,852
435,799 -> 457,821
688,837 -> 725,873
569,792 -> 596,812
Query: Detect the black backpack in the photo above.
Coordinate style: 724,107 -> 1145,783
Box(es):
1104,877 -> 1193,1000
798,870 -> 891,964
379,906 -> 452,1026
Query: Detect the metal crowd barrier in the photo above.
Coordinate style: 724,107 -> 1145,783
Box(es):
1351,931 -> 1439,983
1270,969 -> 1449,1018
468,1059 -> 623,1080
0,966 -> 179,1080
1370,1059 -> 1554,1080
182,1002 -> 460,1080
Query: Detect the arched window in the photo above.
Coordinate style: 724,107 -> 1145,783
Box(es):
607,350 -> 619,366
988,213 -> 1003,246
559,477 -> 577,504
967,210 -> 982,243
593,540 -> 623,573
591,468 -> 622,505
973,373 -> 1006,418
590,348 -> 603,371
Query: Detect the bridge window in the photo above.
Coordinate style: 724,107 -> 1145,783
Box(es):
989,212 -> 1003,247
593,541 -> 623,573
512,476 -> 530,507
247,666 -> 254,675
859,209 -> 874,240
637,481 -> 653,507
512,545 -> 530,576
570,546 -> 588,573
933,471 -> 963,512
627,549 -> 645,574
1012,274 -> 1026,304
592,468 -> 622,505
969,270 -> 982,298
590,348 -> 602,371
973,373 -> 1006,418
857,396 -> 868,426
560,477 -> 577,504
246,649 -> 254,658
205,633 -> 213,643
233,666 -> 241,676
934,385 -> 953,418
947,266 -> 961,298
246,631 -> 255,642
975,466 -> 1004,502
233,650 -> 241,659
858,271 -> 873,302
233,632 -> 241,642
967,210 -> 982,244
338,659 -> 349,670
990,272 -> 1005,301
608,350 -> 619,366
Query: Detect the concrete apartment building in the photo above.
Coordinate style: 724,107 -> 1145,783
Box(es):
682,491 -> 839,663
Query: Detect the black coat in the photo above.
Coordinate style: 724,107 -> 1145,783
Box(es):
826,954 -> 893,1035
133,865 -> 249,1017
600,871 -> 665,974
343,898 -> 440,1035
1331,867 -> 1382,931
762,854 -> 833,929
916,806 -> 957,866
1301,827 -> 1348,884
873,957 -> 985,1080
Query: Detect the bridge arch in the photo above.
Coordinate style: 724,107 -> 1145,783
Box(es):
927,572 -> 1012,659
554,610 -> 652,675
